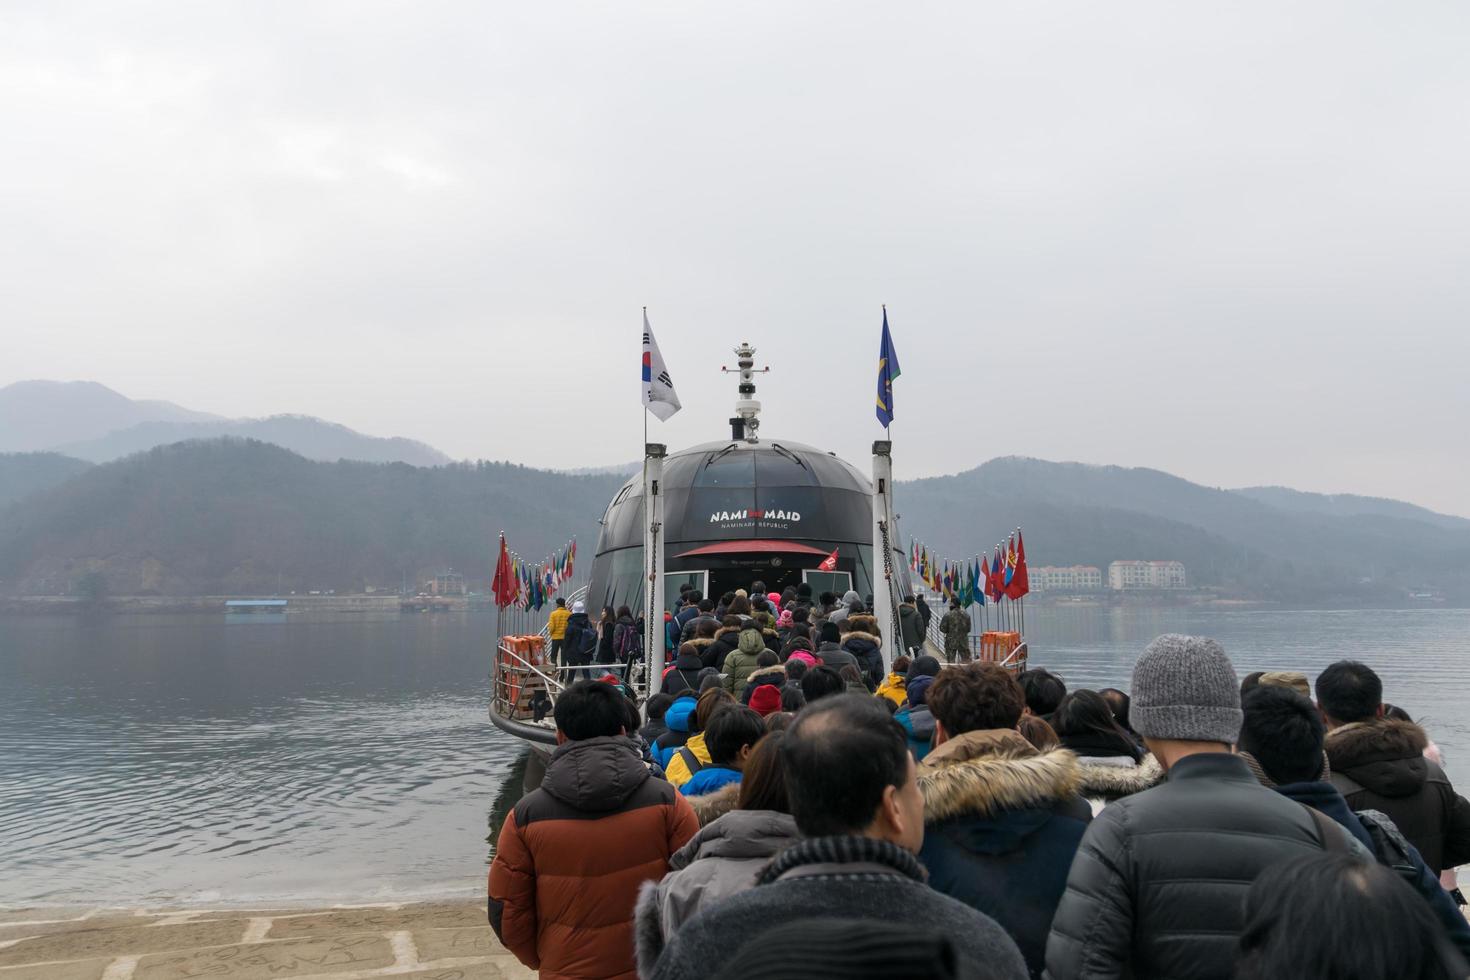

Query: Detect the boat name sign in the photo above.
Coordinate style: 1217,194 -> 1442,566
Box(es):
708,508 -> 802,526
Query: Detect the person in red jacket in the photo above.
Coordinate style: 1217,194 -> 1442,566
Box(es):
489,681 -> 698,980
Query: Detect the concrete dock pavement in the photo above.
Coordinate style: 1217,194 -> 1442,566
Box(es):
0,901 -> 534,980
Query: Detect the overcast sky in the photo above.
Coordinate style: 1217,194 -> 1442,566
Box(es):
4,1 -> 1468,515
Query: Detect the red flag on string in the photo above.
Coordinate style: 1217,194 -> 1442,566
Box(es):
818,548 -> 838,572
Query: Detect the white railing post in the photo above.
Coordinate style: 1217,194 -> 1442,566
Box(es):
643,444 -> 667,696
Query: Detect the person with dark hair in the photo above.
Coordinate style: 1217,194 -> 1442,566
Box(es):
635,732 -> 801,972
660,642 -> 706,697
1045,635 -> 1350,980
895,656 -> 942,761
546,596 -> 570,664
914,592 -> 933,634
640,692 -> 675,745
840,613 -> 884,689
489,681 -> 698,980
813,621 -> 862,677
665,688 -> 736,789
783,656 -> 810,683
1318,660 -> 1470,876
1239,670 -> 1264,698
703,615 -> 745,671
1019,669 -> 1066,721
939,598 -> 971,663
779,629 -> 813,659
1019,714 -> 1060,752
1238,853 -> 1469,980
919,664 -> 1091,978
765,711 -> 794,732
609,604 -> 641,665
1052,690 -> 1142,766
1237,685 -> 1470,958
801,664 -> 846,704
898,595 -> 925,655
679,597 -> 718,644
725,594 -> 753,622
646,695 -> 1027,980
1096,688 -> 1135,735
780,685 -> 805,712
741,650 -> 784,708
681,706 -> 766,797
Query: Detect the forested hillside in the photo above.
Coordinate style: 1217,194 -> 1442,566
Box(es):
0,439 -> 622,596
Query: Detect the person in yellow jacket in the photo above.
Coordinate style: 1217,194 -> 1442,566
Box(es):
664,688 -> 736,788
876,655 -> 912,708
546,598 -> 570,663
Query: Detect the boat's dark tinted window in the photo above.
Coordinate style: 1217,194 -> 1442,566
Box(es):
804,453 -> 866,492
664,453 -> 702,485
694,451 -> 755,487
756,450 -> 815,487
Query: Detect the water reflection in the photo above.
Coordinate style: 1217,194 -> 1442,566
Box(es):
2,606 -> 1467,906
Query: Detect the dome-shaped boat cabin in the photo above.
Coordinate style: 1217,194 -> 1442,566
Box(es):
587,439 -> 909,616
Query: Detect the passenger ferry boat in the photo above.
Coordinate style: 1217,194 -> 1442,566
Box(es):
488,342 -> 1024,775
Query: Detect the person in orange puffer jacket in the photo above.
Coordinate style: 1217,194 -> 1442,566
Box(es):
489,681 -> 697,980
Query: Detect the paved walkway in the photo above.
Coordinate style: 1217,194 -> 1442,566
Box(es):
0,901 -> 533,980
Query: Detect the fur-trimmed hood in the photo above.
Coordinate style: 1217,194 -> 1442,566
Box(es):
919,730 -> 1082,822
846,614 -> 880,637
744,664 -> 786,689
1327,719 -> 1431,796
841,630 -> 882,649
1074,753 -> 1164,803
685,636 -> 715,651
687,781 -> 741,825
712,626 -> 743,643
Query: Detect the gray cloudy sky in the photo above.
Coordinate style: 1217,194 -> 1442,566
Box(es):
4,1 -> 1468,515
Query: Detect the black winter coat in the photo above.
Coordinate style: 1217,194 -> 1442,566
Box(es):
1044,752 -> 1335,980
1326,719 -> 1470,876
660,652 -> 706,697
919,731 -> 1091,978
704,628 -> 742,672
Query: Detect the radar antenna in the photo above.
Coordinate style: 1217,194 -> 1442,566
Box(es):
721,343 -> 769,444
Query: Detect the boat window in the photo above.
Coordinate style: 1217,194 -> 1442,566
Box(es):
803,570 -> 853,598
663,571 -> 708,614
756,449 -> 815,487
695,451 -> 755,488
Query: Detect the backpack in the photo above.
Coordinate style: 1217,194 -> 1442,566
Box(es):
563,620 -> 596,660
615,621 -> 643,660
1357,809 -> 1421,884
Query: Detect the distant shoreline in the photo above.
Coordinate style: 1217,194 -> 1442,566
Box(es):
0,594 -> 1464,614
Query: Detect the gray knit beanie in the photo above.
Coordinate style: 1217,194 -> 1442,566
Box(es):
1131,634 -> 1242,743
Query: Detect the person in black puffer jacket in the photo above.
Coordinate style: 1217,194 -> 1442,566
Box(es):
703,618 -> 745,671
661,643 -> 707,697
1318,660 -> 1470,877
839,613 -> 883,690
1045,636 -> 1348,980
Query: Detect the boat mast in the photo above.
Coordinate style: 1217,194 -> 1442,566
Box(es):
722,343 -> 768,444
642,442 -> 667,697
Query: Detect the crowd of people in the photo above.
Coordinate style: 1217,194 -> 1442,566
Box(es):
490,581 -> 1470,979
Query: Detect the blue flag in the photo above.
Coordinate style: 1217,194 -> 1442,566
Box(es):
876,309 -> 901,427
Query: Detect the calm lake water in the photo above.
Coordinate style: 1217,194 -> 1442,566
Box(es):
1,606 -> 1466,906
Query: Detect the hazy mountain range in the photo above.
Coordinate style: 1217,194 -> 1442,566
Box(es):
0,441 -> 1466,602
0,381 -> 449,466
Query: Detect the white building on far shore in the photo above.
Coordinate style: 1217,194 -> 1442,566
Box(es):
1108,560 -> 1187,590
1031,565 -> 1104,592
